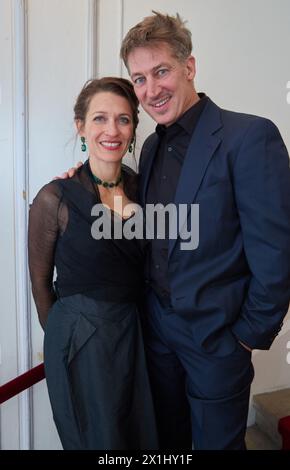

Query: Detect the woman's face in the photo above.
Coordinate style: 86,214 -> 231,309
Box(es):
80,91 -> 134,164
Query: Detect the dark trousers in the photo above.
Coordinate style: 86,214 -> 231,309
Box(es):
142,290 -> 254,450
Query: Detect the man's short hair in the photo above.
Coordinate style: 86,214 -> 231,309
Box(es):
120,11 -> 192,69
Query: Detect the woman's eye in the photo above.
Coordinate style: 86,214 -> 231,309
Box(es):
119,117 -> 130,125
94,115 -> 105,122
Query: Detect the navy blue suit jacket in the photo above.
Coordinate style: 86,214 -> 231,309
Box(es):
139,99 -> 290,356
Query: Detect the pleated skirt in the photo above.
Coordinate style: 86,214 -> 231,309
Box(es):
44,294 -> 158,450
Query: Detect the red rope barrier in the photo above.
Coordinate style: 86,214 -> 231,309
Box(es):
0,363 -> 45,404
278,416 -> 290,450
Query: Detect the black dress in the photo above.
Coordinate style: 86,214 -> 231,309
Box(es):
28,161 -> 158,450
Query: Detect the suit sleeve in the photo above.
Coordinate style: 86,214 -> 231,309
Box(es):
231,118 -> 290,349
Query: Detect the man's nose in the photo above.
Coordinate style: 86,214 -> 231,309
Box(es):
146,78 -> 160,99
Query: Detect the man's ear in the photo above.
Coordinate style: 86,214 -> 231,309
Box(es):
185,55 -> 196,81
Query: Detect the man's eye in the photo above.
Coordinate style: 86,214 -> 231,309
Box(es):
157,68 -> 168,76
134,77 -> 145,86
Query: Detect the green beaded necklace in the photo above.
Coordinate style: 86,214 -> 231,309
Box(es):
91,172 -> 122,188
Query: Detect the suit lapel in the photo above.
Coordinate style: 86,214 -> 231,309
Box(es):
168,99 -> 223,257
139,133 -> 159,206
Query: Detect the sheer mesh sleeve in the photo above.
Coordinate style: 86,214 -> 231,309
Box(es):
28,182 -> 62,329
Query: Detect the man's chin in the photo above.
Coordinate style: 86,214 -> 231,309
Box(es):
143,106 -> 169,125
150,112 -> 172,126
155,116 -> 173,126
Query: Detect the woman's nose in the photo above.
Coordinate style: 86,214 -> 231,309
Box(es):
105,119 -> 119,136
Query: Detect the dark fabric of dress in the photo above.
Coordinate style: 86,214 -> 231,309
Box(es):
44,295 -> 158,450
28,161 -> 158,450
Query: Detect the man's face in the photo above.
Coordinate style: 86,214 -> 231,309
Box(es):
127,43 -> 197,126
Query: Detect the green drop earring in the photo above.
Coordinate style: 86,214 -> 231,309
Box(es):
81,136 -> 87,152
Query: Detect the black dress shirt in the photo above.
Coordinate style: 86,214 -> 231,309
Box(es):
146,93 -> 208,306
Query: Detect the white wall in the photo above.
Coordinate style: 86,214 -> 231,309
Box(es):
120,0 -> 290,153
0,0 -> 289,449
28,0 -> 95,450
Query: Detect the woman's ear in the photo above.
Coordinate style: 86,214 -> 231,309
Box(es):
75,119 -> 84,136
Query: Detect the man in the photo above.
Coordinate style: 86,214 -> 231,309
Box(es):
64,12 -> 290,449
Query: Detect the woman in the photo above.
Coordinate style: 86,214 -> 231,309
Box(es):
28,77 -> 158,450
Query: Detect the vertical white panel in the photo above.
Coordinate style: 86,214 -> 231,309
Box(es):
96,0 -> 124,76
0,0 -> 20,450
85,0 -> 98,78
11,0 -> 32,450
27,0 -> 89,202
